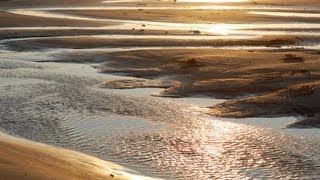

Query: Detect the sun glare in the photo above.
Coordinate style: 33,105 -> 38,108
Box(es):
208,24 -> 232,35
178,0 -> 248,2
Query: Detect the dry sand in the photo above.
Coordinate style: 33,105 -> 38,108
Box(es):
0,132 -> 153,180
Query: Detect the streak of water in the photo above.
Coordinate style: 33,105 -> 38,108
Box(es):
8,9 -> 320,37
250,11 -> 320,18
0,35 -> 257,44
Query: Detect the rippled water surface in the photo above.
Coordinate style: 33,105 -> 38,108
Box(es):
1,0 -> 320,179
1,53 -> 320,179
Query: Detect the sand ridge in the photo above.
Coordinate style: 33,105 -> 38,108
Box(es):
0,132 -> 156,180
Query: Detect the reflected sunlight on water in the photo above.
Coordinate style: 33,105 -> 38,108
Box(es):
102,0 -> 248,3
1,0 -> 320,179
249,11 -> 320,18
1,57 -> 320,179
177,0 -> 248,2
97,113 -> 320,179
208,24 -> 232,35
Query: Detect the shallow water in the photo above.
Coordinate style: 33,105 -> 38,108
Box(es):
1,0 -> 320,179
1,59 -> 320,179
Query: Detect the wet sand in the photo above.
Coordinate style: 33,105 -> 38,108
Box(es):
1,0 -> 320,179
1,0 -> 318,7
0,11 -> 114,27
1,49 -> 320,179
2,35 -> 299,50
94,48 -> 320,122
53,9 -> 320,24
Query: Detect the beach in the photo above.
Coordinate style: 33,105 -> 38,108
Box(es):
1,0 -> 320,179
0,132 -> 153,180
